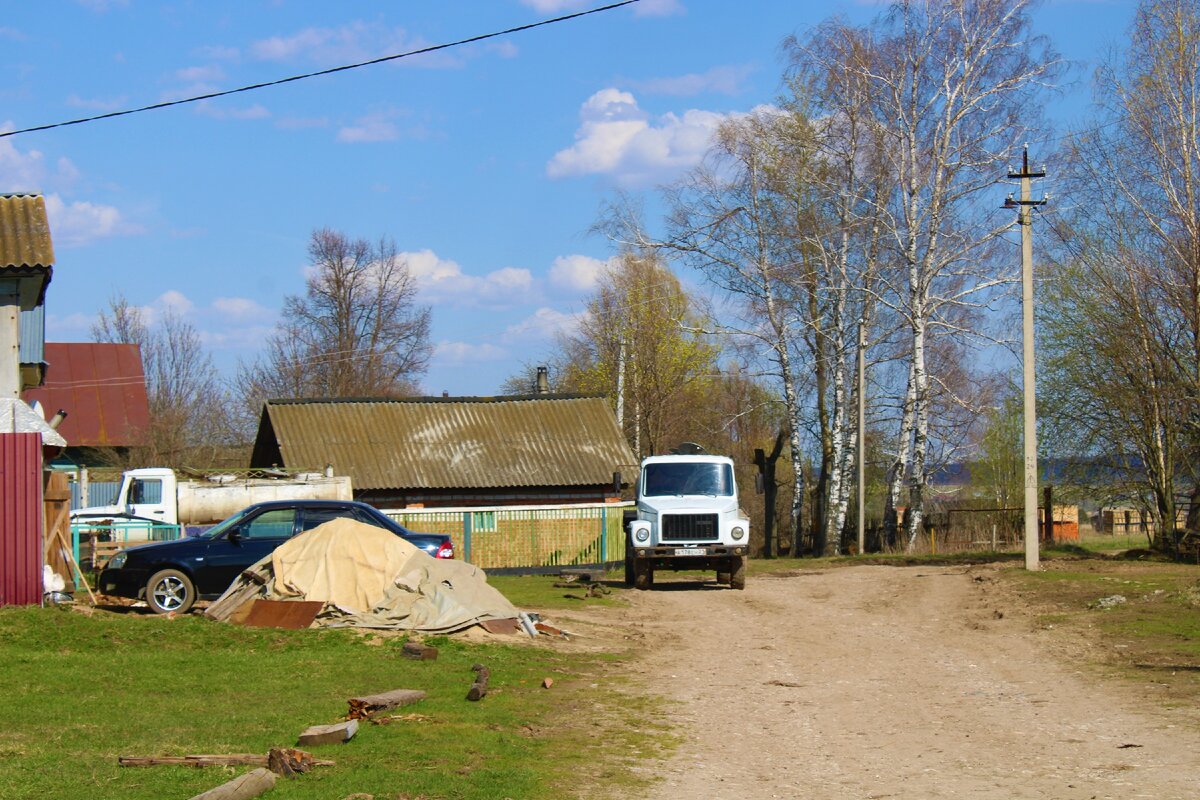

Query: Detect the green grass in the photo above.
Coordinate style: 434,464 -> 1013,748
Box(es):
0,586 -> 662,800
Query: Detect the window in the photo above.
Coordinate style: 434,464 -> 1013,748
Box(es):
130,478 -> 163,504
641,463 -> 734,497
241,509 -> 296,539
300,507 -> 350,532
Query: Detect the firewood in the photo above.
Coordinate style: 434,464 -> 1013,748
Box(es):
401,641 -> 438,660
266,747 -> 322,777
188,767 -> 276,800
118,751 -> 333,770
467,663 -> 490,701
346,689 -> 427,719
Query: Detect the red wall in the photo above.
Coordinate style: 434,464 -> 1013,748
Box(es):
0,433 -> 43,606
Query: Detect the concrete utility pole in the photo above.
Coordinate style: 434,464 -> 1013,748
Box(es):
856,316 -> 866,556
1005,146 -> 1047,572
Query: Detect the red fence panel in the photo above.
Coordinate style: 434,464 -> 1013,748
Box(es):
0,432 -> 43,606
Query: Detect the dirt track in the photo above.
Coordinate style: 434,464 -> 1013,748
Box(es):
621,565 -> 1200,800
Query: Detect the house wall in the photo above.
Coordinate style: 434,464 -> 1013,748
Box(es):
356,484 -> 619,509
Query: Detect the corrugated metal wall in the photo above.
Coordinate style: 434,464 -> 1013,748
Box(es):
0,433 -> 43,606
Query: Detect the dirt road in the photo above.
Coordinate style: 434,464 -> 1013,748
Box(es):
623,565 -> 1200,800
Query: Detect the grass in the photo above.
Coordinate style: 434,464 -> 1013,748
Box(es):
0,578 -> 663,800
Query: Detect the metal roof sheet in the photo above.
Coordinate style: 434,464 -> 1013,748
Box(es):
18,305 -> 44,366
253,396 -> 638,491
0,194 -> 54,308
23,342 -> 150,448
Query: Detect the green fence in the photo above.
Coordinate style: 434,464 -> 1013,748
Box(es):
384,503 -> 633,570
70,520 -> 183,572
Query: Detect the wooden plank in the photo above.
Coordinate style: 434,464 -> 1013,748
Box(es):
188,767 -> 276,800
297,720 -> 357,747
347,689 -> 426,719
238,600 -> 324,630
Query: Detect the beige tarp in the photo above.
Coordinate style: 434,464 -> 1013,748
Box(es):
205,518 -> 519,633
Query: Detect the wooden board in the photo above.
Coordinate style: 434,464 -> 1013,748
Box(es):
238,600 -> 324,630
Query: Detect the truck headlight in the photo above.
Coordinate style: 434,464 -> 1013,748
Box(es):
634,527 -> 650,542
109,551 -> 128,569
731,526 -> 745,541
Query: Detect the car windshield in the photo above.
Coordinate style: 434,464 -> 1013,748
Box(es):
642,462 -> 734,497
201,507 -> 254,539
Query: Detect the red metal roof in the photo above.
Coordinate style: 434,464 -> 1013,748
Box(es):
23,343 -> 150,448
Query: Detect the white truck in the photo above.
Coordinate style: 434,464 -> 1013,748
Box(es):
624,451 -> 750,590
71,467 -> 354,530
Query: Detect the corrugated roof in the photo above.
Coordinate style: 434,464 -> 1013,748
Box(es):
23,343 -> 150,448
252,396 -> 638,491
0,194 -> 54,308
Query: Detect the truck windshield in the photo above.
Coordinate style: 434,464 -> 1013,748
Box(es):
642,462 -> 734,497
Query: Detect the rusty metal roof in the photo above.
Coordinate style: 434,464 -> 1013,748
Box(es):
23,343 -> 150,448
252,396 -> 638,491
0,194 -> 54,308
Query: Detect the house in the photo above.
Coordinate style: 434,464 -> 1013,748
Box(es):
23,342 -> 151,469
249,395 -> 638,508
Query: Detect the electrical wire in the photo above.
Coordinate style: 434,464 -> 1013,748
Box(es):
0,0 -> 640,140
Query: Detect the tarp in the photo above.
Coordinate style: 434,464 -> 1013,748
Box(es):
205,518 -> 519,633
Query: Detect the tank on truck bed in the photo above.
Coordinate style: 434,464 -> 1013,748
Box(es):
625,450 -> 750,590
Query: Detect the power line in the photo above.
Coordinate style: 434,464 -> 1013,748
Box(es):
0,1 -> 640,140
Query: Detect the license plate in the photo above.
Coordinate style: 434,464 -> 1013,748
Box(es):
674,548 -> 706,556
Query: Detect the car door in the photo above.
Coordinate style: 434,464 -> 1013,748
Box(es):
196,508 -> 298,594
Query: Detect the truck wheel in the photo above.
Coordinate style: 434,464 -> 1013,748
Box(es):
634,560 -> 653,591
716,569 -> 731,584
146,569 -> 195,614
729,556 -> 746,590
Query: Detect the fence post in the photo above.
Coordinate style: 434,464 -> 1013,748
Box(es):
462,512 -> 473,564
600,506 -> 608,564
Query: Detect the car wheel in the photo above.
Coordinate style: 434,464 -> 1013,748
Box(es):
624,535 -> 635,587
146,569 -> 196,614
634,560 -> 653,591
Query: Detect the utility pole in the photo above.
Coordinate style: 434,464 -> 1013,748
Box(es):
856,316 -> 866,555
1005,146 -> 1047,572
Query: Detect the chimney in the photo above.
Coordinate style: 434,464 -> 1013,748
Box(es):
535,366 -> 549,394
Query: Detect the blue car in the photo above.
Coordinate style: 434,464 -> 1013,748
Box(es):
98,499 -> 454,614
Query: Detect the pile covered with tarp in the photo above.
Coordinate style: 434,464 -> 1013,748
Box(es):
204,518 -> 519,634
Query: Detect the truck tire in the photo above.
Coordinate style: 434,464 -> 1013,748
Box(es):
146,569 -> 196,614
716,569 -> 731,584
633,560 -> 653,591
729,556 -> 746,591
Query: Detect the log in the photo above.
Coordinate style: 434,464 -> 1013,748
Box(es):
267,747 -> 319,777
467,663 -> 490,701
346,689 -> 426,719
297,720 -> 358,746
401,641 -> 438,660
188,767 -> 276,800
120,751 -> 335,770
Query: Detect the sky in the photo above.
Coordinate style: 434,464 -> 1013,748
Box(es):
1,0 -> 1137,397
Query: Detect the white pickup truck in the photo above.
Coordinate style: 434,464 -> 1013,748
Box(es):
71,467 -> 353,529
625,452 -> 750,590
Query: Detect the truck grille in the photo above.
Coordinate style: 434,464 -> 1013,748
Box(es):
661,513 -> 719,541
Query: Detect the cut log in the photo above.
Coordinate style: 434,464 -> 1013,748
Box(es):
401,641 -> 438,660
119,751 -> 335,770
346,689 -> 426,719
297,720 -> 358,746
188,767 -> 276,800
467,663 -> 491,701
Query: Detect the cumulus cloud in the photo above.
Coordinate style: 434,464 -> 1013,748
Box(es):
549,254 -> 609,293
176,64 -> 225,83
66,93 -> 127,111
634,64 -> 754,97
338,113 -> 399,143
404,249 -> 534,308
434,341 -> 509,365
43,194 -> 139,247
212,296 -> 271,322
502,307 -> 582,343
547,88 -> 732,185
45,312 -> 93,338
249,22 -> 460,69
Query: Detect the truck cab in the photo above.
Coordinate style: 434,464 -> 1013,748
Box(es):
625,452 -> 750,590
73,468 -> 179,525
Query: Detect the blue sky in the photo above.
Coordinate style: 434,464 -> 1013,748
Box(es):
1,0 -> 1134,396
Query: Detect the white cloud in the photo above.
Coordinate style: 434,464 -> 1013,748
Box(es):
43,194 -> 137,247
249,22 -> 460,69
66,94 -> 127,111
276,115 -> 330,130
404,249 -> 535,307
196,44 -> 240,61
176,65 -> 225,83
338,113 -> 399,143
45,312 -> 93,338
549,254 -> 608,293
434,341 -> 509,365
521,0 -> 682,15
634,64 -> 753,97
212,296 -> 271,322
548,88 -> 768,185
502,307 -> 582,343
156,290 -> 194,315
